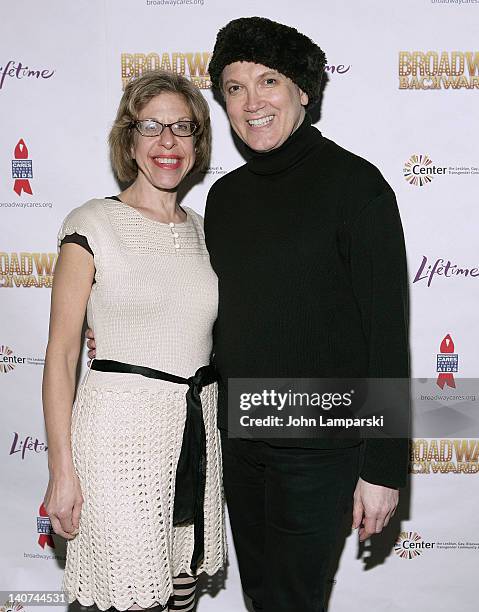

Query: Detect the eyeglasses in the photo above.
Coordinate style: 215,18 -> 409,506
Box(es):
131,119 -> 198,137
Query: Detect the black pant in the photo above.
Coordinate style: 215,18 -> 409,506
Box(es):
221,435 -> 361,612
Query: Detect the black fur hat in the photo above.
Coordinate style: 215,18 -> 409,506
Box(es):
208,17 -> 327,106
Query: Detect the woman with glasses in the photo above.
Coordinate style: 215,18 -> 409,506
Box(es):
42,70 -> 226,612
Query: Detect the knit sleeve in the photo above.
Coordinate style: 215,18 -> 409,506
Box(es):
57,201 -> 101,257
60,233 -> 93,256
348,187 -> 410,489
57,200 -> 105,285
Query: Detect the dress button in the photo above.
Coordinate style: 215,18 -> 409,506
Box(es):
169,222 -> 175,227
174,243 -> 180,249
173,232 -> 179,238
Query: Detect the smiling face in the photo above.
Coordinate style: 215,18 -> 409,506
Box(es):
132,92 -> 196,191
222,61 -> 309,152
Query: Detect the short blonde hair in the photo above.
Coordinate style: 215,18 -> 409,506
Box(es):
109,70 -> 211,183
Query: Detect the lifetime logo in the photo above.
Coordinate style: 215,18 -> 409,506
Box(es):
403,154 -> 447,186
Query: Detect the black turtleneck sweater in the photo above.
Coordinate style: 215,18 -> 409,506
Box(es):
204,115 -> 409,489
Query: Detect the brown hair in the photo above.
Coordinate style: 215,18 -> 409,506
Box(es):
109,70 -> 211,183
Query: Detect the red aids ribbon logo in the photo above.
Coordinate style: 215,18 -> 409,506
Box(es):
12,139 -> 33,196
436,334 -> 458,389
37,503 -> 55,549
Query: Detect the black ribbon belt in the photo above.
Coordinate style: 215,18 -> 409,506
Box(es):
90,358 -> 217,572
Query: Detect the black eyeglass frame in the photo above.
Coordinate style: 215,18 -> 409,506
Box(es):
131,119 -> 199,137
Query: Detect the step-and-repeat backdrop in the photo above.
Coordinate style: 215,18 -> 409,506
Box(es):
1,1 -> 478,611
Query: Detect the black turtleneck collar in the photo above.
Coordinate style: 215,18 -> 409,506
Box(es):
245,113 -> 324,176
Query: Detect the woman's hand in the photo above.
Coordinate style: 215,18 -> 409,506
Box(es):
85,328 -> 96,361
43,469 -> 84,540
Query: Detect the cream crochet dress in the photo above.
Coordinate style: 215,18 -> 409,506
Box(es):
58,198 -> 226,611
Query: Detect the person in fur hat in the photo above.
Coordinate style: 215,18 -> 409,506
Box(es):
204,16 -> 410,612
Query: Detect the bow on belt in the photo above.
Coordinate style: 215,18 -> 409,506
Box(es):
90,358 -> 217,572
